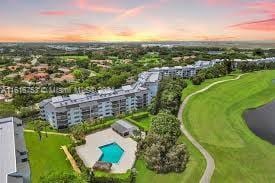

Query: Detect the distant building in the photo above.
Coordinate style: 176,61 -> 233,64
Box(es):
24,73 -> 49,81
149,59 -> 223,78
232,57 -> 275,68
13,57 -> 22,62
207,51 -> 224,55
90,60 -> 112,69
0,117 -> 30,183
0,94 -> 5,101
5,73 -> 20,79
32,64 -> 49,72
52,74 -> 75,83
58,67 -> 71,74
8,65 -> 19,71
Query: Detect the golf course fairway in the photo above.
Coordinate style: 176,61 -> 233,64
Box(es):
184,70 -> 275,182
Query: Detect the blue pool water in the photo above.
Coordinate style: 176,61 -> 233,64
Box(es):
99,143 -> 124,163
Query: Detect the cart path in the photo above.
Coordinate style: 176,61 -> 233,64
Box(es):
178,74 -> 245,183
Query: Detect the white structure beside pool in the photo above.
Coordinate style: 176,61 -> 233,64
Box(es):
111,120 -> 139,137
76,128 -> 137,173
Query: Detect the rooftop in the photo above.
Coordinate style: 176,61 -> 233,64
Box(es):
112,120 -> 138,133
41,70 -> 158,109
44,83 -> 148,108
0,117 -> 20,183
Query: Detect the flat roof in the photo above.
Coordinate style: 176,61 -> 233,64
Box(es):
0,117 -> 17,183
42,77 -> 151,109
112,120 -> 137,133
116,120 -> 136,129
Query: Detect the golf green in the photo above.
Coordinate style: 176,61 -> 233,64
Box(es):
184,70 -> 275,182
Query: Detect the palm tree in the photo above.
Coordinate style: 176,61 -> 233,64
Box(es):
34,122 -> 43,141
33,120 -> 47,140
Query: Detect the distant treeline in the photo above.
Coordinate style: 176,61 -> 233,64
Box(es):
237,62 -> 275,73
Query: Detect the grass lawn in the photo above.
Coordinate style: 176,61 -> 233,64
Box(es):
138,53 -> 160,64
94,170 -> 132,182
135,135 -> 205,183
126,115 -> 153,131
24,121 -> 58,132
135,115 -> 153,130
25,132 -> 73,183
181,74 -> 237,101
60,55 -> 89,61
184,70 -> 275,182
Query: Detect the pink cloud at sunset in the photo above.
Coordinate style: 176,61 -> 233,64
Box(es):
73,0 -> 125,14
0,0 -> 275,42
204,0 -> 237,6
230,18 -> 275,31
40,10 -> 78,16
229,1 -> 275,32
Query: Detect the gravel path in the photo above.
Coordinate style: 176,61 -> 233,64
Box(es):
177,74 -> 245,183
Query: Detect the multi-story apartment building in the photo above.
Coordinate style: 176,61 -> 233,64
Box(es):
0,117 -> 30,183
40,72 -> 161,129
40,60 -> 224,129
232,57 -> 275,68
149,59 -> 223,78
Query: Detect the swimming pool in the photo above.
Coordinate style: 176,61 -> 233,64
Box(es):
99,143 -> 124,163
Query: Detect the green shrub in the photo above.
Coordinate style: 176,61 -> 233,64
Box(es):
70,120 -> 115,140
93,170 -> 135,183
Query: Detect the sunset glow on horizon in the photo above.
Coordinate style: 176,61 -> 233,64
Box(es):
1,0 -> 275,42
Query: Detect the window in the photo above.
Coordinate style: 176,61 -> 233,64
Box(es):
21,158 -> 28,162
20,151 -> 27,155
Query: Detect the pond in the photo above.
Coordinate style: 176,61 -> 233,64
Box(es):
244,101 -> 275,145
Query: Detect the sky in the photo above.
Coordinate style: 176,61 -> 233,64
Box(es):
0,0 -> 275,42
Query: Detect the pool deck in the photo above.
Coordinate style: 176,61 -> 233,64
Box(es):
76,128 -> 137,173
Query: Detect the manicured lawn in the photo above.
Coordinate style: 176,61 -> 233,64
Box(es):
94,170 -> 132,182
138,53 -> 160,64
24,121 -> 58,132
135,115 -> 153,130
60,55 -> 89,60
135,135 -> 205,183
127,115 -> 153,131
184,70 -> 275,182
25,132 -> 73,183
181,74 -> 237,100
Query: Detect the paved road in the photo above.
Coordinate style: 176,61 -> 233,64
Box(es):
177,74 -> 245,183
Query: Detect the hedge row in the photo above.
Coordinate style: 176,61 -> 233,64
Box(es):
84,121 -> 115,135
125,117 -> 146,132
67,144 -> 89,172
71,120 -> 115,140
131,112 -> 149,121
93,170 -> 135,183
